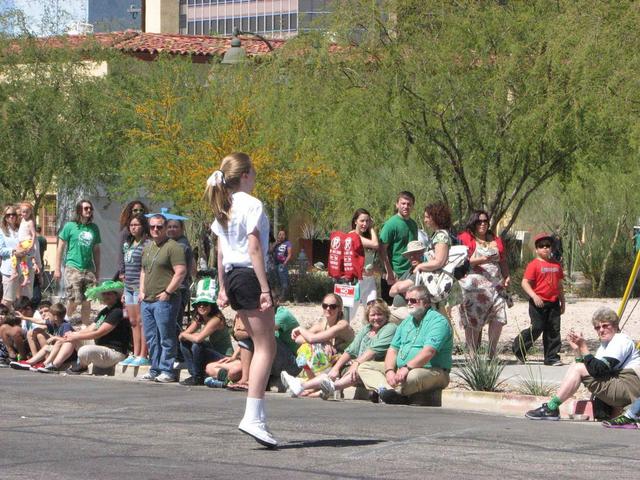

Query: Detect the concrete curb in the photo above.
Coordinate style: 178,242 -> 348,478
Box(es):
441,389 -> 574,417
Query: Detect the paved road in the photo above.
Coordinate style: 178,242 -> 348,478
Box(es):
1,370 -> 638,480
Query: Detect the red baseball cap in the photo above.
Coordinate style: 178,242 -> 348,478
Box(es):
534,233 -> 553,245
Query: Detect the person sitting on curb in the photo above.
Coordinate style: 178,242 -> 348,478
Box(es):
603,395 -> 640,429
11,303 -> 74,372
14,297 -> 47,357
357,285 -> 452,404
526,307 -> 640,421
62,281 -> 131,375
281,298 -> 397,399
204,314 -> 248,388
178,292 -> 233,386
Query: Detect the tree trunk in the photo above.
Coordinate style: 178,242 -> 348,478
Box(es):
597,215 -> 625,296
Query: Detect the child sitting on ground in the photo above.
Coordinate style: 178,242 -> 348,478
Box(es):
10,202 -> 38,287
14,297 -> 49,357
513,233 -> 566,366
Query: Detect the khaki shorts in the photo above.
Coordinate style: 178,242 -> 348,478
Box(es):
64,267 -> 96,303
582,369 -> 640,407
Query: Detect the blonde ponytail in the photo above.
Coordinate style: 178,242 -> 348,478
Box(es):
205,152 -> 253,229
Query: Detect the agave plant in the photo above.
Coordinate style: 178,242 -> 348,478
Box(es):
455,352 -> 507,392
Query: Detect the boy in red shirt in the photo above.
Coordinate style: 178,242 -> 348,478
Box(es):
513,233 -> 566,365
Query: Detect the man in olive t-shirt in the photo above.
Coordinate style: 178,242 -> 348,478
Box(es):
139,214 -> 186,383
379,191 -> 418,305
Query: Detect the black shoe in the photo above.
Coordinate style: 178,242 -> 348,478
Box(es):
369,390 -> 380,404
180,376 -> 204,386
525,403 -> 560,421
66,364 -> 88,375
378,388 -> 410,405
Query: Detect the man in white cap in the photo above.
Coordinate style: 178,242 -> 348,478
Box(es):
389,240 -> 427,307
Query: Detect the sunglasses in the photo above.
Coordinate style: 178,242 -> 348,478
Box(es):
5,213 -> 16,217
150,224 -> 165,230
476,219 -> 489,225
322,303 -> 338,310
132,208 -> 144,213
83,206 -> 93,211
537,244 -> 552,249
129,223 -> 142,227
594,324 -> 613,331
406,297 -> 421,304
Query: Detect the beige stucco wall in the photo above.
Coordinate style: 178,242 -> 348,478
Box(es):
146,0 -> 180,34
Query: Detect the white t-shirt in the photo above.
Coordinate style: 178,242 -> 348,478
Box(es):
211,191 -> 270,272
21,310 -> 43,333
595,332 -> 640,377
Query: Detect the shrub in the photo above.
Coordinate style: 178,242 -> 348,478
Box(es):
288,272 -> 334,303
455,353 -> 507,392
517,374 -> 556,397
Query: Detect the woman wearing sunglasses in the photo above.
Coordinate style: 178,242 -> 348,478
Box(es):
117,201 -> 148,280
0,205 -> 23,309
457,210 -> 510,358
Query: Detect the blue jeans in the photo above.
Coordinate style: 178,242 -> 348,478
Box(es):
142,297 -> 181,376
628,397 -> 640,418
179,340 -> 225,378
276,263 -> 289,296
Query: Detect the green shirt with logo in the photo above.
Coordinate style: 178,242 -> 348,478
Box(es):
59,222 -> 101,271
390,308 -> 453,370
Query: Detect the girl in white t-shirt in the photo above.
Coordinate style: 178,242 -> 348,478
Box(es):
206,152 -> 277,449
10,202 -> 37,287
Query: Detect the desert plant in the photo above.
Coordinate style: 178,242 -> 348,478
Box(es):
517,373 -> 556,397
455,353 -> 507,392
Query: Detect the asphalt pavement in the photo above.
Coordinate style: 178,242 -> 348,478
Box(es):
1,369 -> 638,480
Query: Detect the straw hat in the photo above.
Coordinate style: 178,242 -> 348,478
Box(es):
402,240 -> 426,257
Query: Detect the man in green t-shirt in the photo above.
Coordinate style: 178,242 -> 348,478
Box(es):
139,214 -> 186,383
358,285 -> 452,404
379,191 -> 418,305
54,199 -> 101,325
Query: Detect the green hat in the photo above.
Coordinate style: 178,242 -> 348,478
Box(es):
191,277 -> 218,307
85,280 -> 125,301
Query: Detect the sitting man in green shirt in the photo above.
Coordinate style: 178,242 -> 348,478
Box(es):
358,285 -> 452,404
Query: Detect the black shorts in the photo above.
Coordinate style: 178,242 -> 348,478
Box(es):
224,267 -> 261,311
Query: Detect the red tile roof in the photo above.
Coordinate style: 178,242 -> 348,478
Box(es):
7,30 -> 286,60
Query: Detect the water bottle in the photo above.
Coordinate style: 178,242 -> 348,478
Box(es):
204,377 -> 226,388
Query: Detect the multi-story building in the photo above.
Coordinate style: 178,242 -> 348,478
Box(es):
88,0 -> 142,33
179,0 -> 332,38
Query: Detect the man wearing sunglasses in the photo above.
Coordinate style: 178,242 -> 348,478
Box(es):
55,199 -> 101,325
513,232 -> 565,366
358,285 -> 452,404
138,214 -> 186,383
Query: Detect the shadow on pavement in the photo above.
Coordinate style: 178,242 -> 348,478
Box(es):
277,438 -> 386,450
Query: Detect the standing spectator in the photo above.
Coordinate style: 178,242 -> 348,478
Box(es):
379,192 -> 418,304
458,210 -> 511,358
207,152 -> 277,448
273,230 -> 292,300
513,233 -> 565,365
166,219 -> 196,327
119,213 -> 151,367
117,201 -> 149,279
138,214 -> 186,383
358,285 -> 452,404
347,209 -> 379,320
1,205 -> 29,307
36,225 -> 47,266
54,199 -> 101,325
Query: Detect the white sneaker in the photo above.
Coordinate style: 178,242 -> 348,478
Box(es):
280,371 -> 304,397
319,375 -> 336,400
138,372 -> 158,381
154,373 -> 177,383
238,420 -> 278,449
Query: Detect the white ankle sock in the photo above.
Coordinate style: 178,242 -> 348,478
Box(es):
242,397 -> 263,424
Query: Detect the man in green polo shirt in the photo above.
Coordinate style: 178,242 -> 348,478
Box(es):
379,191 -> 418,305
358,285 -> 452,404
54,199 -> 101,325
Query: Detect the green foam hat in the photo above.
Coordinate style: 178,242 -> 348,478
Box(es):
191,277 -> 218,307
85,280 -> 125,301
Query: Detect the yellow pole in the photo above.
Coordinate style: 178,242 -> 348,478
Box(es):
618,249 -> 640,319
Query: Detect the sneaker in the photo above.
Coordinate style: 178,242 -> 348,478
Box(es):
119,354 -> 135,366
602,414 -> 639,429
0,358 -> 10,368
37,364 -> 59,374
280,371 -> 304,397
525,403 -> 560,421
378,387 -> 410,405
545,360 -> 564,366
319,375 -> 336,400
154,373 -> 177,383
238,420 -> 278,449
66,364 -> 88,375
204,377 -> 227,388
138,372 -> 158,381
130,356 -> 150,367
9,360 -> 32,371
29,362 -> 45,372
180,376 -> 204,386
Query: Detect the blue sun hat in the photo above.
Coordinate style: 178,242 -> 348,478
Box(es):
191,277 -> 218,306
